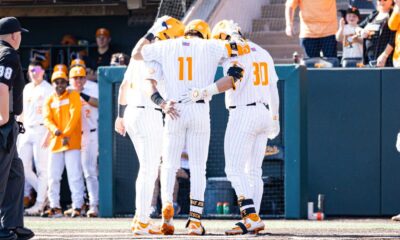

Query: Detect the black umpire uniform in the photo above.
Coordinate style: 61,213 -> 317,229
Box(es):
0,17 -> 34,240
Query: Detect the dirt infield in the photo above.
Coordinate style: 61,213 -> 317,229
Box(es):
25,217 -> 399,239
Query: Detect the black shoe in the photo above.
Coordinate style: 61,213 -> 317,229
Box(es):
11,227 -> 34,240
0,229 -> 17,240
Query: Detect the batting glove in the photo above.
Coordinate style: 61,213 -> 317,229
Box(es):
147,15 -> 170,36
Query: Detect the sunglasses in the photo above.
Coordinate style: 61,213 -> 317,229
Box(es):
29,66 -> 43,73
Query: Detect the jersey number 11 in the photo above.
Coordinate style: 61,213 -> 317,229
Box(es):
178,57 -> 193,81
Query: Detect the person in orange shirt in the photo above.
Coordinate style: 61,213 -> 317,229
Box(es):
389,0 -> 400,67
41,70 -> 85,218
285,0 -> 338,58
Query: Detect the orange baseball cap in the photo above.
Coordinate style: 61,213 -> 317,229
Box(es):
70,58 -> 86,68
96,28 -> 110,37
53,64 -> 68,74
69,66 -> 86,78
51,71 -> 68,83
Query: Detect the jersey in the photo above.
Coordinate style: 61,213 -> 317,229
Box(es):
80,81 -> 99,132
222,41 -> 279,115
142,37 -> 229,100
22,80 -> 53,127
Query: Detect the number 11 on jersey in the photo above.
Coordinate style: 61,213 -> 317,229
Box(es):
178,57 -> 192,81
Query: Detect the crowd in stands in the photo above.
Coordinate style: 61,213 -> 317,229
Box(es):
285,0 -> 400,68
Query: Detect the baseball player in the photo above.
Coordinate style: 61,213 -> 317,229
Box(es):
114,16 -> 184,235
181,20 -> 280,235
68,65 -> 99,218
17,60 -> 53,216
132,18 -> 250,235
41,70 -> 85,218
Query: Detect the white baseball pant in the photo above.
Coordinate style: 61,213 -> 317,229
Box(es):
124,106 -> 163,223
17,125 -> 49,204
48,149 -> 85,209
81,130 -> 99,207
161,103 -> 210,213
224,103 -> 272,213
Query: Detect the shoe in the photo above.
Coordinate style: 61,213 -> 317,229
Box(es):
11,227 -> 34,240
186,220 -> 205,235
225,213 -> 265,235
41,208 -> 63,218
24,202 -> 44,216
64,208 -> 81,218
161,203 -> 174,235
87,206 -> 98,218
132,221 -> 162,235
0,229 -> 17,240
173,202 -> 181,215
392,214 -> 400,221
23,197 -> 31,209
149,206 -> 159,218
130,216 -> 137,232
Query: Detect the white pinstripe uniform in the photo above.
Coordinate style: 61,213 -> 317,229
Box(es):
222,41 -> 279,214
70,80 -> 99,209
123,59 -> 164,223
142,37 -> 229,221
17,80 -> 53,204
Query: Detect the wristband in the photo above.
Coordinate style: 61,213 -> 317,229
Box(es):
118,104 -> 127,118
204,83 -> 219,97
80,92 -> 91,102
151,92 -> 165,106
145,33 -> 155,42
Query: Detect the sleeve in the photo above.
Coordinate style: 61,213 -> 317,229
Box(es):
0,52 -> 18,89
62,91 -> 82,137
285,0 -> 298,9
144,61 -> 163,82
43,95 -> 59,134
389,6 -> 400,31
141,41 -> 167,63
209,40 -> 229,60
268,58 -> 280,118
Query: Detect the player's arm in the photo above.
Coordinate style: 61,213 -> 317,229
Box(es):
131,37 -> 151,61
43,96 -> 60,135
115,62 -> 134,136
0,83 -> 9,126
285,0 -> 297,37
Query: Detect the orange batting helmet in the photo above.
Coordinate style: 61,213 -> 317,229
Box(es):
156,16 -> 185,40
184,19 -> 211,39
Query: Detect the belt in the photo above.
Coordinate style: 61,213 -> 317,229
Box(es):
229,102 -> 269,110
82,128 -> 96,134
136,106 -> 162,112
177,100 -> 205,103
26,123 -> 44,128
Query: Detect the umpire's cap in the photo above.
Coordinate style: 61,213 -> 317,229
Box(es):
0,17 -> 29,35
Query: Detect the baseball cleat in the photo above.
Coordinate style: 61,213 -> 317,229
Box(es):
161,203 -> 175,235
41,208 -> 62,218
24,202 -> 44,216
132,221 -> 162,235
63,208 -> 81,218
86,206 -> 98,218
392,214 -> 400,221
225,213 -> 265,235
186,220 -> 206,235
130,216 -> 137,231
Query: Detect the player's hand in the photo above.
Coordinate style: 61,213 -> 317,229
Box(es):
114,117 -> 126,136
377,53 -> 388,67
285,24 -> 294,37
62,137 -> 69,146
180,88 -> 208,104
41,131 -> 50,149
54,129 -> 62,136
147,15 -> 169,36
268,118 -> 280,140
161,100 -> 180,120
227,65 -> 244,82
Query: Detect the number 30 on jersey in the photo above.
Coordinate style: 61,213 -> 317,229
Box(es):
253,62 -> 268,86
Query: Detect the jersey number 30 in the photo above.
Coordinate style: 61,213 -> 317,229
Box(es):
253,62 -> 268,86
178,57 -> 192,81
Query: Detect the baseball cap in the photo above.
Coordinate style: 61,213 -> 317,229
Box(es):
51,71 -> 68,83
96,28 -> 110,37
69,66 -> 86,78
346,7 -> 360,18
0,17 -> 29,35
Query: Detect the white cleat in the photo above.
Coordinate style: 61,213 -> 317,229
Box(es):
186,220 -> 206,235
24,202 -> 44,216
392,214 -> 400,221
225,213 -> 265,235
132,221 -> 162,235
87,206 -> 98,218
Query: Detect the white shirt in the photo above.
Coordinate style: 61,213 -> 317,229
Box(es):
222,41 -> 279,115
23,80 -> 53,127
142,37 -> 229,101
123,59 -> 164,107
342,24 -> 363,59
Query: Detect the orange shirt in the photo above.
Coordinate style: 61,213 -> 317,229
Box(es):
43,90 -> 82,153
286,0 -> 338,38
389,6 -> 400,67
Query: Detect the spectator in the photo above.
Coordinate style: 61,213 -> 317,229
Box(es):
336,8 -> 364,67
285,0 -> 338,58
110,53 -> 130,66
17,60 -> 53,216
357,0 -> 396,67
150,149 -> 190,217
90,28 -> 115,69
388,0 -> 400,67
41,71 -> 85,218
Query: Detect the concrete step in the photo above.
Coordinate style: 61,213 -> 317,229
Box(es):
260,44 -> 304,60
261,4 -> 285,18
269,0 -> 286,4
246,31 -> 299,45
253,17 -> 300,32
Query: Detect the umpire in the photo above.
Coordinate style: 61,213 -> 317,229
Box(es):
0,17 -> 34,240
